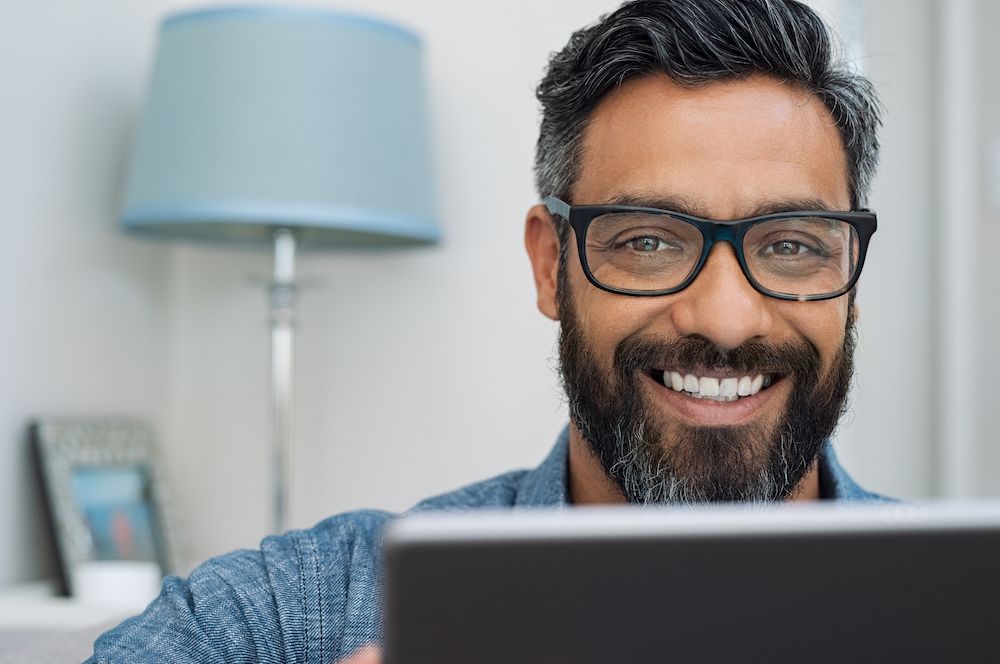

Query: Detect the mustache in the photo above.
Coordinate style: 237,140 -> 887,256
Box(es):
613,334 -> 822,379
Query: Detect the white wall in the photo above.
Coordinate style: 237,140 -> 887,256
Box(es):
2,0 -> 997,585
978,0 -> 1000,495
0,1 -> 173,586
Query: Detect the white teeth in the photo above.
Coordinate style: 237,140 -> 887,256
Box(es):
670,371 -> 684,391
661,370 -> 772,401
699,377 -> 720,397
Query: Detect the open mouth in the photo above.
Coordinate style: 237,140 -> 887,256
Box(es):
651,369 -> 780,402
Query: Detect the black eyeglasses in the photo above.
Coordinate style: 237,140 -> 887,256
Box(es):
544,196 -> 877,302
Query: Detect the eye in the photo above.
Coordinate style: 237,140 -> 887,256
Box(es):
623,236 -> 674,252
764,239 -> 816,257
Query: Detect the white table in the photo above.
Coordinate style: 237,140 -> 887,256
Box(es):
0,581 -> 132,663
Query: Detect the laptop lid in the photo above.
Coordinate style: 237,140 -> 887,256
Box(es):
383,501 -> 1000,664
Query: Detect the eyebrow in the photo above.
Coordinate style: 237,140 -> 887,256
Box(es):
601,193 -> 840,219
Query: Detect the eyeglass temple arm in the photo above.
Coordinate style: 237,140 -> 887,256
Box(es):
543,196 -> 571,219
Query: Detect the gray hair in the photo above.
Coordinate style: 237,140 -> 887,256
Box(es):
535,0 -> 882,209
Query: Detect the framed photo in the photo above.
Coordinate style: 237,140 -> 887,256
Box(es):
31,419 -> 182,598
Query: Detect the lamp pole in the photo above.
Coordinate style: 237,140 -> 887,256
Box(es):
270,228 -> 297,534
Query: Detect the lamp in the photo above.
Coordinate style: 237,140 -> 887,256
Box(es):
121,7 -> 439,534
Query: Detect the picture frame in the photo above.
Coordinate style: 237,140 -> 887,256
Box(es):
31,418 -> 182,598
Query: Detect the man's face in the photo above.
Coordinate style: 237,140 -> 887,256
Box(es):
526,74 -> 856,504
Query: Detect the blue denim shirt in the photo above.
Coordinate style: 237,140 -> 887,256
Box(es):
87,428 -> 889,663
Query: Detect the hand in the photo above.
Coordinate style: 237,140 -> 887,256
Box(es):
337,645 -> 383,664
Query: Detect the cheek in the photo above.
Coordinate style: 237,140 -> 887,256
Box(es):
784,300 -> 850,366
574,287 -> 681,368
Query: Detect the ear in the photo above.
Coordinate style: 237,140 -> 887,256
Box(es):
524,204 -> 561,321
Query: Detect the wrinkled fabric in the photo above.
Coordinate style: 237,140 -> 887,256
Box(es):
87,427 -> 888,663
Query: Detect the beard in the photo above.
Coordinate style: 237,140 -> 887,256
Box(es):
557,277 -> 856,505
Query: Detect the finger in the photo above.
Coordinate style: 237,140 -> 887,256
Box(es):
337,645 -> 383,664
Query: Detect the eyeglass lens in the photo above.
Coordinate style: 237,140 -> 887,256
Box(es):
584,212 -> 861,296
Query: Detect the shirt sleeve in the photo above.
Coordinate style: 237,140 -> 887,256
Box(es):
85,510 -> 390,664
85,548 -> 286,663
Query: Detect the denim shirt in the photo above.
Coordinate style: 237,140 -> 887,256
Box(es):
87,428 -> 889,663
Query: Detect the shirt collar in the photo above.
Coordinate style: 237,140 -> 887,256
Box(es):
515,425 -> 890,507
818,441 -> 894,502
514,426 -> 571,509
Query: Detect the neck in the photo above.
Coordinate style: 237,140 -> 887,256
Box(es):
567,424 -> 822,505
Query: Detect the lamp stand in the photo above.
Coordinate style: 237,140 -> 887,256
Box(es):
270,228 -> 296,534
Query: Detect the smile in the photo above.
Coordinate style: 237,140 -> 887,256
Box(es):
655,370 -> 777,402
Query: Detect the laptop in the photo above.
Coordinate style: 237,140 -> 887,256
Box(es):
382,501 -> 1000,664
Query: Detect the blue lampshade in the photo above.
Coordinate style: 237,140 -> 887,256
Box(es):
121,7 -> 439,247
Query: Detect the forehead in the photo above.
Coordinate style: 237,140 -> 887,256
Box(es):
574,74 -> 851,216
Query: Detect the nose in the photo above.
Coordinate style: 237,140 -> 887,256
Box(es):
668,242 -> 774,349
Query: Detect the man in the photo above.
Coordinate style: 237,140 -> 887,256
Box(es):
89,1 -> 888,662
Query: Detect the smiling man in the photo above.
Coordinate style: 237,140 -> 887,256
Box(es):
89,1 -> 889,662
529,73 -> 874,507
522,0 -> 884,511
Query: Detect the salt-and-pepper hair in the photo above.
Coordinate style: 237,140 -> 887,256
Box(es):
535,0 -> 882,209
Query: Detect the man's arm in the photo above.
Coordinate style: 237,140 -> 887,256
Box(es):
85,550 -> 286,663
86,510 -> 390,663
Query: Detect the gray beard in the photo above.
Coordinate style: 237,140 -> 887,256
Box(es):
590,412 -> 799,505
557,282 -> 856,505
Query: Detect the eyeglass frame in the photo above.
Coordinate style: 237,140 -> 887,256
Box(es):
543,196 -> 877,302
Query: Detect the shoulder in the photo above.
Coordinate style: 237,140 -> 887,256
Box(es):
292,507 -> 396,554
820,443 -> 898,503
407,431 -> 572,511
407,468 -> 532,513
